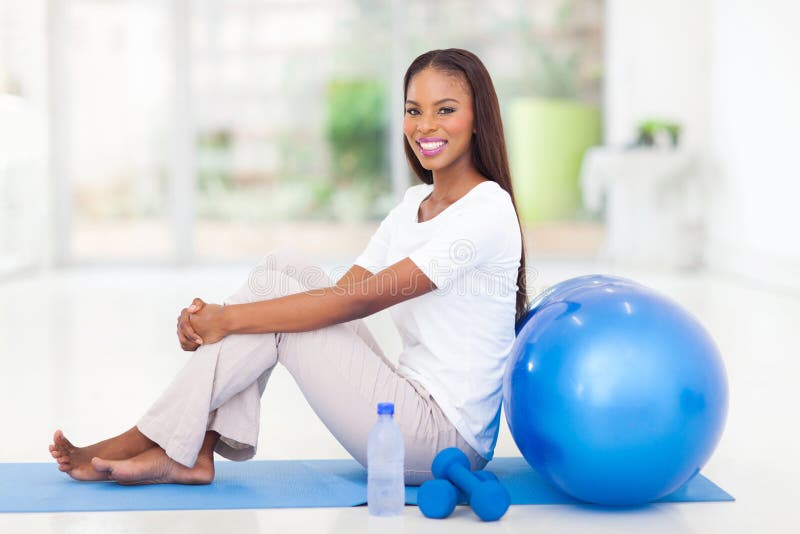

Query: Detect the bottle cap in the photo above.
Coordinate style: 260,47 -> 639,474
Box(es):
377,402 -> 394,415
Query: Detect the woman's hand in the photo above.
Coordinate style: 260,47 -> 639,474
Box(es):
177,298 -> 205,351
187,297 -> 228,346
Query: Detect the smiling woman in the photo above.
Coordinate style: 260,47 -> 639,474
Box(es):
401,49 -> 528,323
404,71 -> 475,175
49,49 -> 528,489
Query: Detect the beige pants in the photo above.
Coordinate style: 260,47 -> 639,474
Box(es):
137,248 -> 486,485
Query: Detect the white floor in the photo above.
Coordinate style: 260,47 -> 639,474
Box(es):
1,259 -> 799,533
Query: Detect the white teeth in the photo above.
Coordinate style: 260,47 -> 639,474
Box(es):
420,141 -> 445,150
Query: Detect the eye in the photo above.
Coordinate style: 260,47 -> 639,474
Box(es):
438,107 -> 456,114
405,108 -> 420,116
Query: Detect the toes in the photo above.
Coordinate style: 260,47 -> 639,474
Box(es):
91,457 -> 113,474
54,430 -> 75,451
92,457 -> 145,484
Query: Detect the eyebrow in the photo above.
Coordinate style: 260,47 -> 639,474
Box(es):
405,98 -> 460,106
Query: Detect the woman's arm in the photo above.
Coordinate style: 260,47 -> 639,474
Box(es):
177,263 -> 375,350
189,258 -> 435,343
334,264 -> 374,287
225,258 -> 434,334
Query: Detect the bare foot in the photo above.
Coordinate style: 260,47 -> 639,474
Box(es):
48,428 -> 156,481
92,447 -> 214,485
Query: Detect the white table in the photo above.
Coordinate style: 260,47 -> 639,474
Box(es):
580,147 -> 705,269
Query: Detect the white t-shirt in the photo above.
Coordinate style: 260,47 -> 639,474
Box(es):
354,180 -> 521,459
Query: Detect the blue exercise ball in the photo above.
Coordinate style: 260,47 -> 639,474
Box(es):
516,274 -> 640,334
504,276 -> 728,505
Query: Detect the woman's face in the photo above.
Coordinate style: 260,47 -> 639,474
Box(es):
403,67 -> 475,176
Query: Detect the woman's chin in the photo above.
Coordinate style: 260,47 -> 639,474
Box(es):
416,159 -> 439,172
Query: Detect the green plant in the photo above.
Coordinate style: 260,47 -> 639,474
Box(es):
502,0 -> 602,103
636,119 -> 682,147
324,80 -> 389,190
196,130 -> 233,193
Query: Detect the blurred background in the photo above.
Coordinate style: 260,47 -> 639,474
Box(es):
2,4 -> 800,532
3,0 -> 797,293
1,0 -> 593,274
3,0 -> 798,295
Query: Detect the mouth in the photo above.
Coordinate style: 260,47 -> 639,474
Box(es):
416,138 -> 448,157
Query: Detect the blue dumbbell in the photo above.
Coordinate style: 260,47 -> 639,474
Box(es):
430,448 -> 510,521
418,479 -> 458,519
418,470 -> 499,519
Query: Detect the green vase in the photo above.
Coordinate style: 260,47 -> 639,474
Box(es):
508,98 -> 601,222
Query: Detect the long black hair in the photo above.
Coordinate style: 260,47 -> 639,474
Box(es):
403,49 -> 529,325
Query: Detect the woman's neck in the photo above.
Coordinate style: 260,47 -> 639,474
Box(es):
429,162 -> 486,204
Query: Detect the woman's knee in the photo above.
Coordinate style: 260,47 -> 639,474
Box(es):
254,248 -> 294,276
226,268 -> 307,305
255,248 -> 331,289
403,444 -> 487,486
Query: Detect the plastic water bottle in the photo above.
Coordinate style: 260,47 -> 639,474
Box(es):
367,402 -> 405,516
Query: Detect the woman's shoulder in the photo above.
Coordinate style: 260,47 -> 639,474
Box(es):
480,179 -> 511,201
380,184 -> 430,220
403,183 -> 433,202
461,180 -> 515,216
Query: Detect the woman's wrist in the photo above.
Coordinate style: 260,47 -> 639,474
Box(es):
221,304 -> 239,335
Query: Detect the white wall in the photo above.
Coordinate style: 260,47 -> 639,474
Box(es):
0,0 -> 51,275
605,0 -> 800,292
706,0 -> 800,291
604,0 -> 710,150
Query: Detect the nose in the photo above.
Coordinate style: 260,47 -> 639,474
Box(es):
416,112 -> 437,134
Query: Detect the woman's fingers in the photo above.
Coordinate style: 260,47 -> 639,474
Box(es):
177,327 -> 198,351
176,322 -> 197,350
178,308 -> 203,346
179,308 -> 200,342
176,313 -> 198,350
186,317 -> 204,345
188,297 -> 205,313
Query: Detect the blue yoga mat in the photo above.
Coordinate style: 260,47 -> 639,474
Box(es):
0,457 -> 733,513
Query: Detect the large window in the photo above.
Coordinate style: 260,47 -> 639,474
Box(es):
0,0 -> 49,273
65,0 -> 173,262
0,0 -> 603,267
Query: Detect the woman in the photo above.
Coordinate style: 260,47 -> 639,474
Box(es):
49,48 -> 528,486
